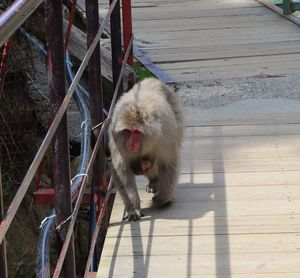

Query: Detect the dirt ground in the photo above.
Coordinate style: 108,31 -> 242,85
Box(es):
177,73 -> 300,110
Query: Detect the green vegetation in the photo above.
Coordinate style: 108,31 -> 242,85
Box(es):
134,62 -> 153,81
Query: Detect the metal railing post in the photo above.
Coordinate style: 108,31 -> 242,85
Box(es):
91,0 -> 124,261
110,0 -> 123,95
85,0 -> 106,270
122,0 -> 135,89
0,162 -> 8,278
45,1 -> 76,276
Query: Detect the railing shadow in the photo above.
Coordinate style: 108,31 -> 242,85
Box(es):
107,125 -> 231,277
212,126 -> 231,277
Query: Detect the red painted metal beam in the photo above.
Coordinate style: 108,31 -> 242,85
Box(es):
34,188 -> 91,205
110,0 -> 123,95
122,0 -> 135,89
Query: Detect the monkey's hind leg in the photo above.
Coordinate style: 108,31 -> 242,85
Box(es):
146,178 -> 159,193
145,162 -> 159,193
153,160 -> 178,206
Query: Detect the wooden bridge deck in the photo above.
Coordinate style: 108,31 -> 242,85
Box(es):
96,101 -> 300,277
93,1 -> 300,277
131,0 -> 300,82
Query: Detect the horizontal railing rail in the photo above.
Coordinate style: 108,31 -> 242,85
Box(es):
0,0 -> 43,47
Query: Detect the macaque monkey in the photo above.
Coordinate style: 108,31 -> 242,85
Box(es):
109,78 -> 184,220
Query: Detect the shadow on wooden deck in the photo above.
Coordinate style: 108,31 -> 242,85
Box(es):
106,126 -> 231,278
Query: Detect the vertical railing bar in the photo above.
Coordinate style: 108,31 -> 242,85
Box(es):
110,0 -> 123,95
108,35 -> 134,116
85,0 -> 106,270
0,0 -> 118,245
122,0 -> 135,89
45,0 -> 76,276
0,162 -> 7,278
83,179 -> 113,277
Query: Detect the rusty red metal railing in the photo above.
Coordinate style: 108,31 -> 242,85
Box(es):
53,29 -> 134,278
0,0 -> 134,276
122,0 -> 134,89
45,0 -> 76,276
85,0 -> 106,269
0,0 -> 114,244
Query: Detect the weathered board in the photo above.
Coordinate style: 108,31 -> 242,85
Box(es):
96,103 -> 300,277
130,0 -> 300,82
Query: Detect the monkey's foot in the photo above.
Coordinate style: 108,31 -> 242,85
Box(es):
123,209 -> 144,221
152,193 -> 174,206
146,182 -> 158,193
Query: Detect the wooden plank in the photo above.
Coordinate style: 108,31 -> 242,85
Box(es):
140,39 -> 300,54
131,4 -> 272,17
99,252 -> 300,276
179,158 -> 300,174
136,23 -> 300,39
137,36 -> 300,51
186,113 -> 300,126
177,171 -> 300,188
182,134 -> 300,148
133,15 -> 283,30
185,107 -> 300,123
136,32 -> 300,47
145,42 -> 300,64
111,184 -> 300,204
185,124 -> 300,138
102,233 -> 300,256
169,68 -> 300,82
132,6 -> 267,21
181,151 -> 300,160
158,53 -> 300,70
164,61 -> 300,81
106,204 -> 300,234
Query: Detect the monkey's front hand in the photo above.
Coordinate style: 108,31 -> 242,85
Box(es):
123,209 -> 144,221
146,182 -> 158,193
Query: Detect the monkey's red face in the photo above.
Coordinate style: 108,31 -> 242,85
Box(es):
124,129 -> 143,152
